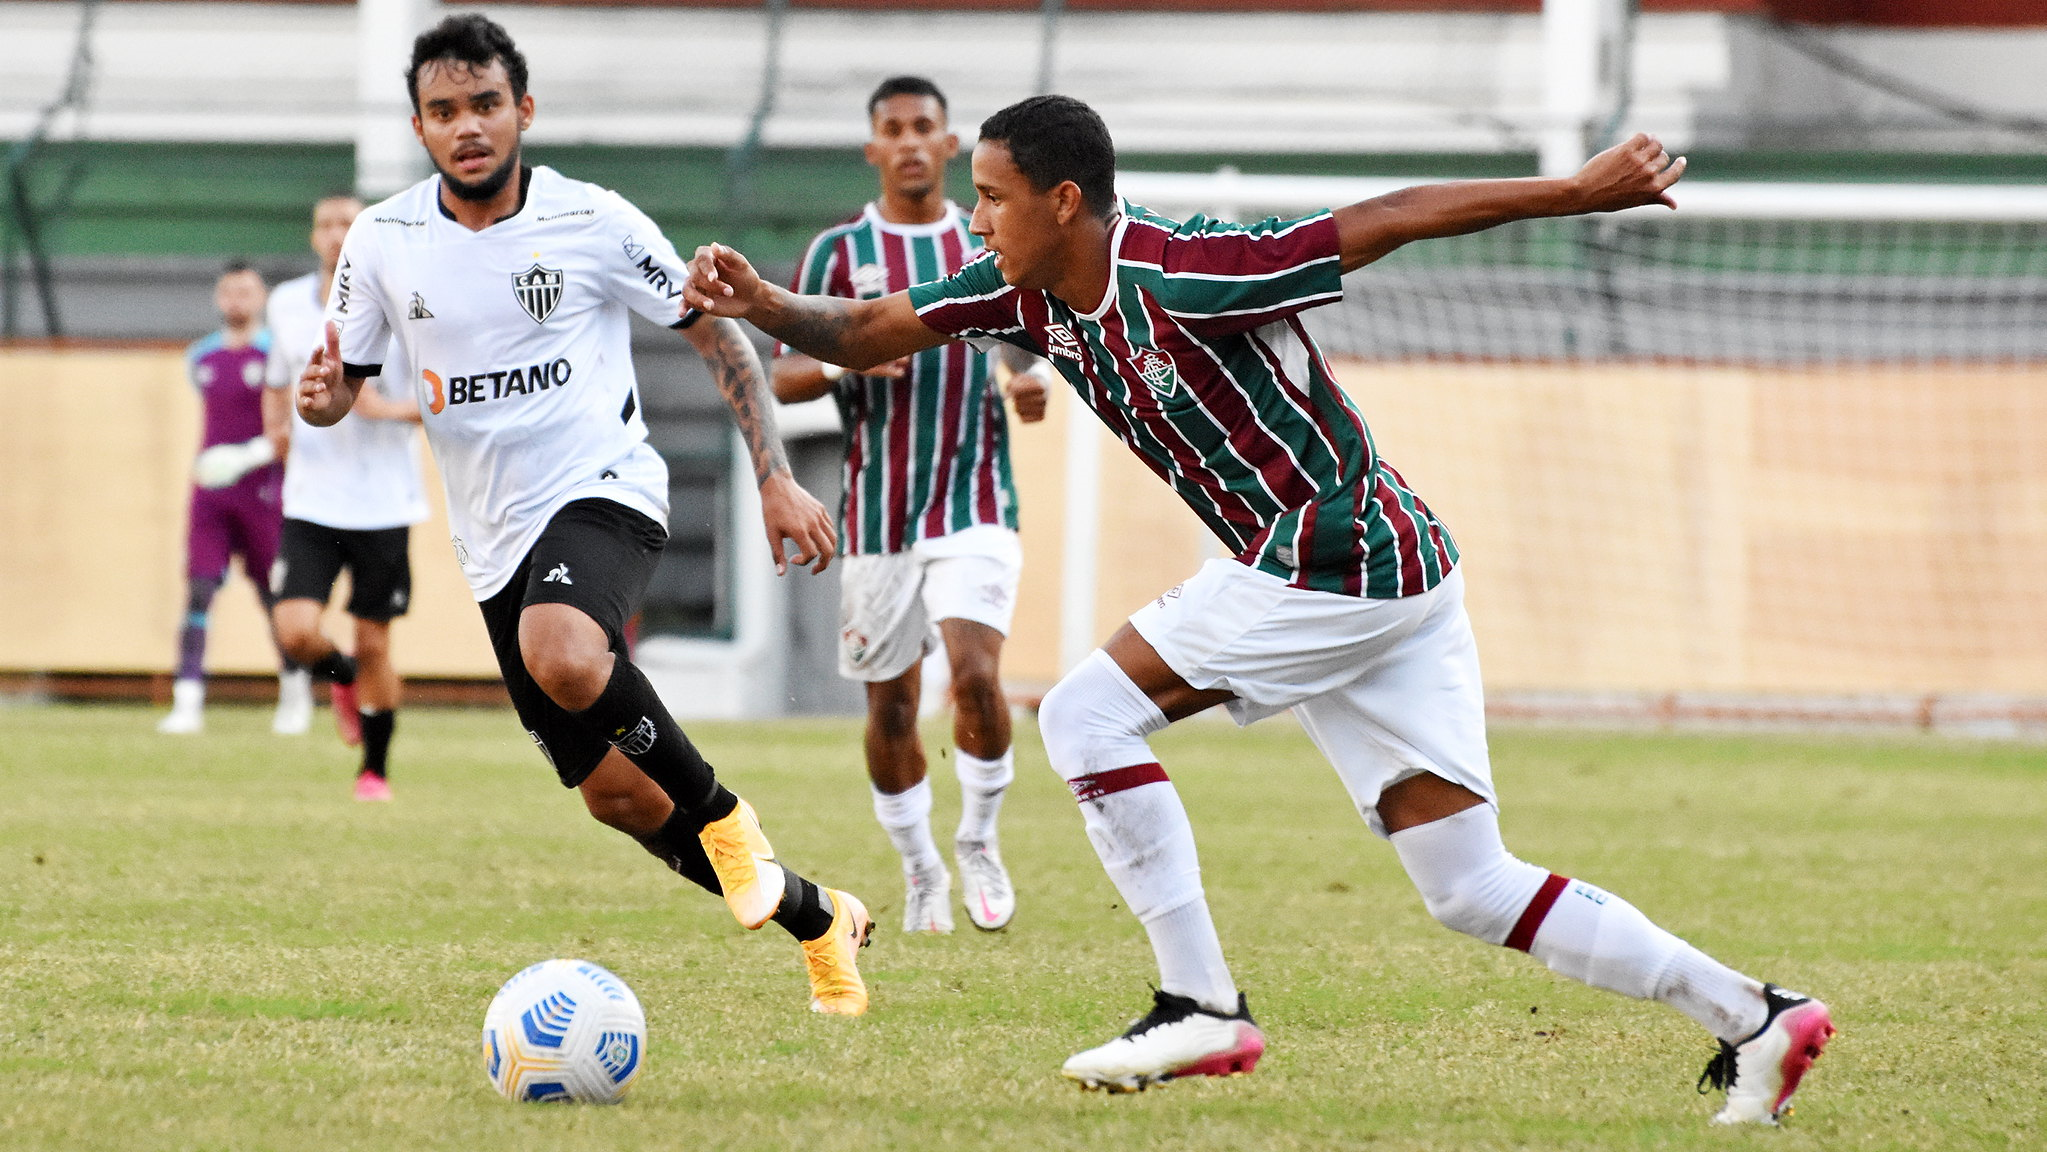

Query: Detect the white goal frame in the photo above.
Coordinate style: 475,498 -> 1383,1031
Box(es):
1115,171 -> 2047,224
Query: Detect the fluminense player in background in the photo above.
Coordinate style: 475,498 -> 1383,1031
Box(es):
685,95 -> 1835,1121
296,14 -> 872,1013
772,76 -> 1050,936
159,262 -> 304,736
264,193 -> 428,801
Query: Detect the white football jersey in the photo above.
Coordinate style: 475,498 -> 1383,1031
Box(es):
329,166 -> 698,599
266,272 -> 429,531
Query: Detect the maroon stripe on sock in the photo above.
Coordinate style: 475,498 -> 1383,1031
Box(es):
1504,873 -> 1570,953
1067,762 -> 1169,803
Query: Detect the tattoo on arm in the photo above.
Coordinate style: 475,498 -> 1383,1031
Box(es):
700,319 -> 789,484
770,296 -> 863,366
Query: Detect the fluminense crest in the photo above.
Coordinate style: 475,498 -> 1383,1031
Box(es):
1128,347 -> 1180,398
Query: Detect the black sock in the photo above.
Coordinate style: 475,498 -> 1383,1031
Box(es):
575,657 -> 730,825
636,810 -> 836,940
770,869 -> 837,942
360,709 -> 394,779
310,651 -> 357,686
634,808 -> 723,897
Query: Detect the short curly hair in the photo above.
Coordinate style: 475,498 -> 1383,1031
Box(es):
405,13 -> 529,113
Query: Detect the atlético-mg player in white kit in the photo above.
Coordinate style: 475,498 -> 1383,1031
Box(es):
265,193 -> 428,800
686,95 -> 1833,1118
295,14 -> 872,1014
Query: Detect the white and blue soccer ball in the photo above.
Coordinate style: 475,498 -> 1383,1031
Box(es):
481,959 -> 646,1104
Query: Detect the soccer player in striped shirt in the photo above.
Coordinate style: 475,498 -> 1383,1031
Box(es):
772,77 -> 1050,936
686,96 -> 1833,1122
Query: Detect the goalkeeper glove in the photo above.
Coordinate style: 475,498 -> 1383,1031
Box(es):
193,436 -> 278,489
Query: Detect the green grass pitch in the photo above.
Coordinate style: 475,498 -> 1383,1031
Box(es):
1,702 -> 2041,1150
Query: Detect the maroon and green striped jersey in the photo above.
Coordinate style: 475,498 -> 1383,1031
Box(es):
907,203 -> 1456,599
787,202 -> 1019,554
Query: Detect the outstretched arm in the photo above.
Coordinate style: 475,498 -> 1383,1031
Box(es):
683,315 -> 838,575
684,243 -> 948,370
1335,133 -> 1686,273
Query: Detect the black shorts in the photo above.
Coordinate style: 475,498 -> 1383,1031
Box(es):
274,519 -> 413,621
478,498 -> 667,788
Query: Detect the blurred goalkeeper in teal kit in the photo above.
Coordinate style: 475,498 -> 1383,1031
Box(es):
158,262 -> 307,736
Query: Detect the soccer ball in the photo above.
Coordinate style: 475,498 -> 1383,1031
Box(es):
481,959 -> 646,1104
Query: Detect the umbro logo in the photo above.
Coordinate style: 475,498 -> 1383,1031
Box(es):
408,292 -> 434,319
1043,323 -> 1085,362
544,563 -> 573,584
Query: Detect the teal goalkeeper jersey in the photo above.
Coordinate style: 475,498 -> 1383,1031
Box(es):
909,203 -> 1457,599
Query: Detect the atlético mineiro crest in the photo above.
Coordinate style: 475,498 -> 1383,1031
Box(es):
512,263 -> 564,324
1129,346 -> 1180,398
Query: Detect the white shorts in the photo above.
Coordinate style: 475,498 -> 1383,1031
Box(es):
1129,559 -> 1494,837
837,525 -> 1022,682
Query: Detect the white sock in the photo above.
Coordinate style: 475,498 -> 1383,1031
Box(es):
871,779 -> 943,875
171,679 -> 204,713
953,748 -> 1013,845
1394,804 -> 1766,1043
1529,878 -> 1765,1042
1147,897 -> 1239,1015
1658,939 -> 1768,1043
1040,650 -> 1239,1016
1078,777 -> 1237,1015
